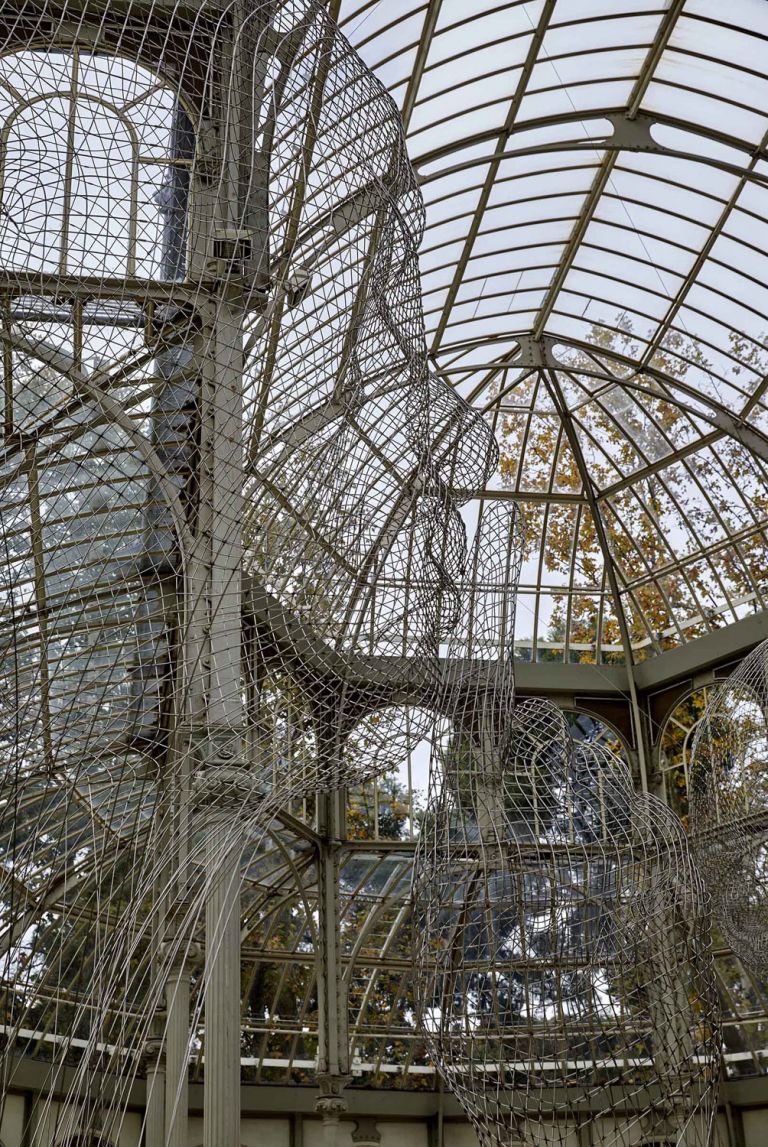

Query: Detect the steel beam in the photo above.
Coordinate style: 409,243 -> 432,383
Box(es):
4,1053 -> 768,1119
415,108 -> 768,191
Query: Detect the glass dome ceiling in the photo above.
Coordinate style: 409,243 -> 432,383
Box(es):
335,0 -> 768,667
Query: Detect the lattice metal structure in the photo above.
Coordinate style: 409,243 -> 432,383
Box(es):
412,503 -> 720,1147
690,639 -> 768,984
8,1 -> 768,1144
0,3 -> 494,1144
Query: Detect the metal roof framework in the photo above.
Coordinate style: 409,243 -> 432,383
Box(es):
336,0 -> 768,671
3,0 -> 768,1121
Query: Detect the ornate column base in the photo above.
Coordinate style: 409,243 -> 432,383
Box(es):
352,1117 -> 381,1147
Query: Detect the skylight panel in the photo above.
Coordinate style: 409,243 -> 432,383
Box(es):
423,215 -> 476,252
419,239 -> 467,272
654,48 -> 768,119
418,40 -> 529,98
696,262 -> 768,332
643,82 -> 768,146
408,74 -> 520,134
441,311 -> 540,345
345,9 -> 426,74
450,288 -> 549,325
552,0 -> 665,19
494,151 -> 602,183
367,47 -> 420,96
561,297 -> 661,346
547,305 -> 657,348
420,265 -> 460,295
417,139 -> 496,177
422,285 -> 451,316
527,46 -> 647,91
661,311 -> 761,398
505,116 -> 614,152
342,0 -> 419,40
721,207 -> 768,258
430,1 -> 545,62
685,0 -> 768,36
609,164 -> 729,226
517,79 -> 636,121
594,195 -> 710,250
471,218 -> 576,256
408,101 -> 510,158
454,266 -> 554,307
562,268 -> 671,323
422,185 -> 484,226
649,122 -> 751,168
583,219 -> 698,277
544,12 -> 661,56
486,165 -> 597,206
746,409 -> 768,449
479,191 -> 592,233
609,173 -> 729,233
686,283 -> 768,349
573,245 -> 684,296
463,243 -> 567,278
731,177 -> 768,224
651,342 -> 752,407
619,149 -> 742,204
670,12 -> 768,75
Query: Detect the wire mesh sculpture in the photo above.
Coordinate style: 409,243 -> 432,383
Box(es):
689,638 -> 768,982
412,504 -> 721,1147
0,2 -> 724,1146
0,2 -> 495,1144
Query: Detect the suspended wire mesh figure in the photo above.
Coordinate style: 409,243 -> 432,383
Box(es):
689,638 -> 768,982
412,503 -> 721,1147
0,3 -> 495,1145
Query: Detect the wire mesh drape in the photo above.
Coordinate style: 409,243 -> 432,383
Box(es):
0,1 -> 722,1144
0,0 -> 494,1137
690,638 -> 768,982
412,505 -> 720,1147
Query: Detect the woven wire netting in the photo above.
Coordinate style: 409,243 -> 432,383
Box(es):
690,638 -> 768,982
411,504 -> 721,1147
0,1 -> 724,1143
0,0 -> 495,1135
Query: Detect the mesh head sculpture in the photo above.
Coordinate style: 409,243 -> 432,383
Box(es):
412,505 -> 720,1147
0,3 -> 495,1144
689,638 -> 768,981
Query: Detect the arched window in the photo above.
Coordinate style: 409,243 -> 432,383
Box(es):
0,45 -> 190,279
657,684 -> 714,823
565,707 -> 628,760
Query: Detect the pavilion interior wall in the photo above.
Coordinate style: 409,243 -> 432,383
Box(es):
0,1092 -> 751,1147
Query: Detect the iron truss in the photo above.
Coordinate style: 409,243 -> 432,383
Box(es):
4,0 -> 768,1123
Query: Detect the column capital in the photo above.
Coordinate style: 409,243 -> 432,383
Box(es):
142,1034 -> 167,1066
314,1072 -> 351,1119
184,724 -> 266,807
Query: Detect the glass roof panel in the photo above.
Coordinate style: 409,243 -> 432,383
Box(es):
16,0 -> 768,1099
333,0 -> 768,677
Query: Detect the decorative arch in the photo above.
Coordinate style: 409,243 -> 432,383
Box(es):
0,45 -> 191,280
